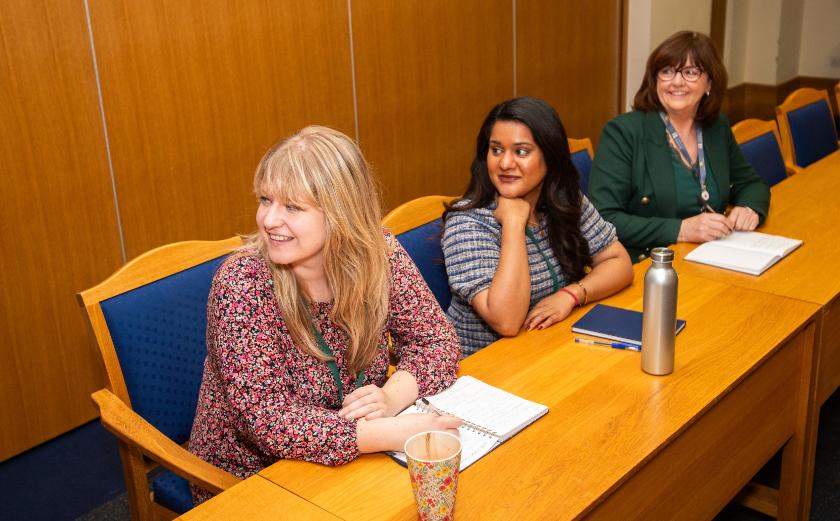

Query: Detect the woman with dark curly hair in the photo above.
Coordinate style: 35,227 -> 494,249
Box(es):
442,97 -> 632,356
589,31 -> 770,262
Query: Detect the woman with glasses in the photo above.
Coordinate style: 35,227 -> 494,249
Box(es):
589,31 -> 769,262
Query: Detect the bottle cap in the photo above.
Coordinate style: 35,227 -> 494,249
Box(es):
650,247 -> 674,263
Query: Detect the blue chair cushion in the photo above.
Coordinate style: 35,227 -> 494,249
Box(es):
395,219 -> 451,312
100,255 -> 228,444
788,100 -> 838,167
150,468 -> 193,514
739,132 -> 787,187
571,150 -> 593,195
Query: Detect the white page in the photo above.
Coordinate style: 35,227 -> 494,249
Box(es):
425,376 -> 547,440
713,231 -> 802,256
685,241 -> 778,275
389,405 -> 499,471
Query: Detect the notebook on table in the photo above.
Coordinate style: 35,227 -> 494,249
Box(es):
388,376 -> 549,471
684,231 -> 803,276
571,304 -> 686,347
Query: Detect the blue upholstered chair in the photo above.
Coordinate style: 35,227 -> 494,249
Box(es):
732,119 -> 798,187
78,236 -> 242,519
568,138 -> 595,195
776,87 -> 839,169
383,195 -> 455,312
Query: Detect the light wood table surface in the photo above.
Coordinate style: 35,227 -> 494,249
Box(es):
671,151 -> 840,404
175,474 -> 340,520
258,269 -> 819,520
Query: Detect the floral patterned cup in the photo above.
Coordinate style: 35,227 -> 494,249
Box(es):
404,430 -> 461,521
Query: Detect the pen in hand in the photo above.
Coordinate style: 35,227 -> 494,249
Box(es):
575,337 -> 641,352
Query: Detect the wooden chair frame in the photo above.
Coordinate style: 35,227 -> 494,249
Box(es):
78,236 -> 243,520
775,87 -> 838,169
567,137 -> 595,159
383,195 -> 455,234
731,118 -> 802,176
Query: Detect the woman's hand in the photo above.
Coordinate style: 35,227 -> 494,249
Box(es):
339,384 -> 393,420
524,291 -> 577,331
356,413 -> 462,453
494,196 -> 531,228
727,206 -> 759,231
677,212 -> 734,243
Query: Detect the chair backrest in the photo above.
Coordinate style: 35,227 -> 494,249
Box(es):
383,195 -> 455,312
835,81 -> 840,134
568,137 -> 595,195
731,119 -> 788,187
776,87 -> 838,168
78,236 -> 242,517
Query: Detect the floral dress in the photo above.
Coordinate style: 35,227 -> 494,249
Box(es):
188,233 -> 460,502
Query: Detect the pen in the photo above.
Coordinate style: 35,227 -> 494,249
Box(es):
575,337 -> 641,352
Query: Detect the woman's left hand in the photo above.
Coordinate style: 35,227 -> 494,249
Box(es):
728,206 -> 760,231
524,291 -> 577,331
338,384 -> 393,420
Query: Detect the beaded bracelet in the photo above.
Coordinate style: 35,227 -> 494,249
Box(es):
559,287 -> 580,306
574,281 -> 588,306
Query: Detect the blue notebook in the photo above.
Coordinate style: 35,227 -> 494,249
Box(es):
571,304 -> 686,347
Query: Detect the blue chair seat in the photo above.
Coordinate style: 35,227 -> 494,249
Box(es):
150,468 -> 194,514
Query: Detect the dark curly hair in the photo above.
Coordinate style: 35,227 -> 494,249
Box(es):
443,96 -> 591,281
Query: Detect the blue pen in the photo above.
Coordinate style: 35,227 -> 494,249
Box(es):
575,337 -> 641,352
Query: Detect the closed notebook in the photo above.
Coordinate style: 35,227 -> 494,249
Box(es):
388,376 -> 548,471
571,304 -> 686,347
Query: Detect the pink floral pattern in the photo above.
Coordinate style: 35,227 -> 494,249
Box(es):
188,233 -> 460,503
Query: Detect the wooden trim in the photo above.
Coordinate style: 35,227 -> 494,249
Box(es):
710,0 -> 727,57
568,137 -> 595,159
735,482 -> 778,518
776,87 -> 835,168
725,76 -> 840,124
382,195 -> 455,235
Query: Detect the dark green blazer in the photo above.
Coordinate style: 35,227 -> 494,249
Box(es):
589,110 -> 770,262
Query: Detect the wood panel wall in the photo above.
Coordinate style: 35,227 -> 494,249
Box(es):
0,0 -> 623,460
0,0 -> 123,459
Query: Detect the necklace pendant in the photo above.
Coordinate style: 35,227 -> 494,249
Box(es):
700,189 -> 710,202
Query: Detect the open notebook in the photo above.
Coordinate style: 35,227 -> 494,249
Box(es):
389,376 -> 548,471
684,231 -> 803,275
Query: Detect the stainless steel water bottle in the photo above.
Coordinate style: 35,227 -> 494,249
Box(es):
641,247 -> 678,375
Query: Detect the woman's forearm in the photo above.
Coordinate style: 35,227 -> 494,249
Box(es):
476,224 -> 531,335
574,241 -> 633,303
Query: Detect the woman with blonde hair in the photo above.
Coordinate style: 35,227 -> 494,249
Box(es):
189,126 -> 460,501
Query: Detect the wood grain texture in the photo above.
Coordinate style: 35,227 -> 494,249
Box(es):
259,271 -> 818,520
351,0 -> 513,211
177,475 -> 341,520
87,0 -> 356,259
516,0 -> 623,146
382,195 -> 455,235
0,0 -> 123,460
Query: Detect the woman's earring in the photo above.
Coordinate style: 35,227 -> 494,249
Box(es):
705,89 -> 711,96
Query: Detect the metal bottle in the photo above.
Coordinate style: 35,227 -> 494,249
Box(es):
641,247 -> 678,375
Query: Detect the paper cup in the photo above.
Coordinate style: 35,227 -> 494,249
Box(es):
404,430 -> 461,520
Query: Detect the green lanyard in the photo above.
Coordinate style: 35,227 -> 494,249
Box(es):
525,226 -> 561,293
312,325 -> 365,404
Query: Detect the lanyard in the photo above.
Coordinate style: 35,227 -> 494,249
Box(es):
525,226 -> 561,293
659,111 -> 714,212
312,324 -> 365,404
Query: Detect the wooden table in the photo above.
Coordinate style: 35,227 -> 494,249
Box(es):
656,150 -> 840,520
258,269 -> 819,520
175,474 -> 340,520
672,150 -> 840,406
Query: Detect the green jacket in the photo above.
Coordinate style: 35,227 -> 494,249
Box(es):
589,110 -> 770,262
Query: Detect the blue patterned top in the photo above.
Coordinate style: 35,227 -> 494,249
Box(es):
442,196 -> 617,355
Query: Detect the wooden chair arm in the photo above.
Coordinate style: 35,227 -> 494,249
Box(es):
91,389 -> 241,494
786,164 -> 804,176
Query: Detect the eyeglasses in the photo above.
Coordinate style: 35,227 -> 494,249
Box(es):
657,66 -> 704,82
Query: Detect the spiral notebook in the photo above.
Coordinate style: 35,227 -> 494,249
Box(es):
388,376 -> 549,471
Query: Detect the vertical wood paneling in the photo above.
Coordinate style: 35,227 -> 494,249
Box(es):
88,0 -> 356,259
351,0 -> 514,211
517,0 -> 623,145
0,0 -> 122,460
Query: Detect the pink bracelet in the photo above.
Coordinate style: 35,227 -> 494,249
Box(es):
559,287 -> 580,306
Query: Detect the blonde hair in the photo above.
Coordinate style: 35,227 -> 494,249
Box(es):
248,126 -> 389,376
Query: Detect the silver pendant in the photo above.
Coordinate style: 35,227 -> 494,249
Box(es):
700,189 -> 710,202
